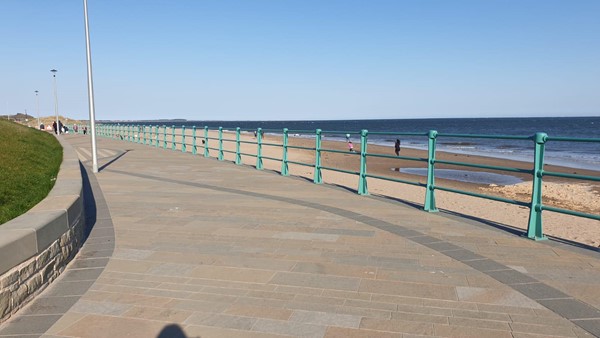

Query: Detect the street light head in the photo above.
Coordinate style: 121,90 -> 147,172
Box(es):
50,69 -> 57,76
35,90 -> 39,94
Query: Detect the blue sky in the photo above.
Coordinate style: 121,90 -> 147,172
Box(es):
1,0 -> 599,121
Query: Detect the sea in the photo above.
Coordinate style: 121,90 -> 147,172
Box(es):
126,116 -> 600,172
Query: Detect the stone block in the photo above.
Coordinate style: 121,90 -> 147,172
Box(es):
0,229 -> 37,275
0,290 -> 10,318
49,241 -> 60,257
42,259 -> 56,283
60,230 -> 71,247
14,284 -> 30,305
0,271 -> 19,289
26,274 -> 42,293
19,260 -> 37,282
36,249 -> 52,271
3,210 -> 69,253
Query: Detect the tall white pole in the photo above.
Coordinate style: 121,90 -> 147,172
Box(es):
51,69 -> 59,135
35,90 -> 40,129
83,0 -> 98,173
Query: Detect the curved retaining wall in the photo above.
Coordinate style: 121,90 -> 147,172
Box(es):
0,136 -> 84,323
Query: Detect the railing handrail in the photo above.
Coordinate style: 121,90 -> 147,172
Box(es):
95,123 -> 600,243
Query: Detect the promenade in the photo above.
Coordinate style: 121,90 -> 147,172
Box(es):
1,133 -> 599,337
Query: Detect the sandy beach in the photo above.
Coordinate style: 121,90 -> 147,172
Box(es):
197,129 -> 600,248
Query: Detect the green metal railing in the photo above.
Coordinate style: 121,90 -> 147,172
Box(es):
94,123 -> 600,241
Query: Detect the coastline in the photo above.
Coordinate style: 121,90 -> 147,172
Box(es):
206,130 -> 600,247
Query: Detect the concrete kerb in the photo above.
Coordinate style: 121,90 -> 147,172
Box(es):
0,135 -> 85,323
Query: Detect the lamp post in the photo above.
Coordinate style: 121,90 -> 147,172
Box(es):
50,69 -> 59,135
35,90 -> 40,129
83,0 -> 98,173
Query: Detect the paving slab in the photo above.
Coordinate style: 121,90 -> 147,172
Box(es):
1,134 -> 599,337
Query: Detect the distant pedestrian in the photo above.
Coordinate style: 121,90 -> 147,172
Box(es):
52,121 -> 58,134
348,140 -> 355,152
74,124 -> 78,133
394,139 -> 401,156
83,126 -> 88,135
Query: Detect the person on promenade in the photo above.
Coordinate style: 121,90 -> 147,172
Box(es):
73,124 -> 78,133
395,139 -> 401,156
83,126 -> 88,135
52,121 -> 57,134
348,140 -> 355,152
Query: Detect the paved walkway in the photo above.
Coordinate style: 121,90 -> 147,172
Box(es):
1,134 -> 599,338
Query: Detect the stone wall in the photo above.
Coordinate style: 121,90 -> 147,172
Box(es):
0,136 -> 84,323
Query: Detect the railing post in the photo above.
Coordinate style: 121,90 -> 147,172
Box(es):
526,132 -> 548,241
235,127 -> 241,164
171,125 -> 176,151
144,125 -> 148,144
154,124 -> 160,148
150,125 -> 153,146
163,125 -> 167,149
314,129 -> 322,184
256,128 -> 263,169
218,127 -> 224,160
358,129 -> 369,195
192,126 -> 197,155
281,128 -> 289,176
424,130 -> 438,212
182,125 -> 186,153
204,126 -> 209,157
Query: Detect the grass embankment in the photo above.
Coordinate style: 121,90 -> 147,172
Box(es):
0,120 -> 62,224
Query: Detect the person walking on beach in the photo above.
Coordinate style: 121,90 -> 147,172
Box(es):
394,139 -> 401,156
348,140 -> 355,152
